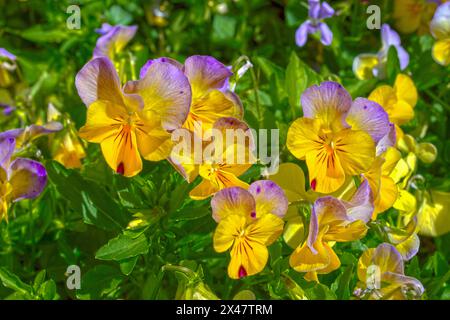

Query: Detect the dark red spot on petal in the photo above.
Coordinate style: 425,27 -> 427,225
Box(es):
311,178 -> 317,191
256,186 -> 261,193
250,211 -> 256,218
238,265 -> 247,278
116,162 -> 125,175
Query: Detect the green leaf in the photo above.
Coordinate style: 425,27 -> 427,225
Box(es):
38,280 -> 57,300
119,256 -> 139,276
285,52 -> 307,117
76,265 -> 124,300
387,46 -> 401,83
20,25 -> 69,43
96,233 -> 149,261
305,283 -> 337,300
0,268 -> 33,297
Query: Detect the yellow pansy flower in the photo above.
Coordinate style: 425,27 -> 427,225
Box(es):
75,56 -> 191,177
212,180 -> 287,279
393,0 -> 438,35
53,131 -> 86,169
416,190 -> 450,237
287,82 -> 390,194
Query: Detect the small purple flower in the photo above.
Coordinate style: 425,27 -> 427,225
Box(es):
375,24 -> 409,76
295,0 -> 335,47
0,103 -> 15,116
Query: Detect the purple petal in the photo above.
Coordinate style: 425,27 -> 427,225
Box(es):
123,61 -> 191,131
0,129 -> 24,142
211,187 -> 256,222
139,57 -> 183,79
308,0 -> 321,19
295,21 -> 314,47
183,55 -> 233,94
346,98 -> 390,143
95,23 -> 114,35
27,122 -> 63,137
0,137 -> 15,169
430,2 -> 450,39
8,158 -> 47,201
381,24 -> 401,48
248,180 -> 288,218
0,48 -> 16,61
307,202 -> 320,253
75,57 -> 124,107
93,25 -> 138,58
301,81 -> 352,127
373,243 -> 404,274
318,22 -> 333,46
376,123 -> 396,156
395,45 -> 410,70
319,1 -> 335,19
342,180 -> 374,223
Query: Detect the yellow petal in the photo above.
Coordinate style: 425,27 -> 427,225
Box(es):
393,0 -> 422,34
393,189 -> 417,214
78,100 -> 127,143
246,213 -> 284,246
269,162 -> 307,202
287,118 -> 322,160
374,175 -> 398,216
100,127 -> 142,177
352,54 -> 379,80
189,179 -> 218,200
323,220 -> 368,242
335,129 -> 376,176
394,74 -> 418,108
305,147 -> 346,194
381,147 -> 401,176
283,206 -> 306,249
357,248 -> 375,282
417,190 -> 450,237
228,237 -> 269,279
368,85 -> 397,114
213,214 -> 246,253
389,100 -> 414,125
432,39 -> 450,66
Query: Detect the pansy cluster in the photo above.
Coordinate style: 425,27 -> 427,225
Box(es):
0,0 -> 449,301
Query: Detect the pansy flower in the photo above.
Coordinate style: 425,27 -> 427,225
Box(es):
76,56 -> 191,177
140,55 -> 243,135
295,0 -> 335,47
184,117 -> 255,200
0,137 -> 47,222
430,2 -> 450,66
393,0 -> 439,35
417,189 -> 450,237
0,48 -> 17,88
287,81 -> 392,194
368,74 -> 418,128
355,243 -> 424,300
353,24 -> 409,80
289,181 -> 373,282
94,23 -> 138,60
212,180 -> 287,279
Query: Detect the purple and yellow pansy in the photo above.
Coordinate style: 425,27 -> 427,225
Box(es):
212,180 -> 287,279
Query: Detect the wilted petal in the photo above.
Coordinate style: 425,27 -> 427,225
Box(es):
93,25 -> 138,58
75,57 -> 125,107
381,272 -> 425,298
123,61 -> 191,131
184,55 -> 233,98
301,81 -> 352,130
352,54 -> 379,80
211,187 -> 255,222
318,22 -> 333,46
346,98 -> 390,143
248,180 -> 288,218
9,158 -> 47,201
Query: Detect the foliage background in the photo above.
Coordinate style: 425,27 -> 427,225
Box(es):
0,0 -> 449,300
